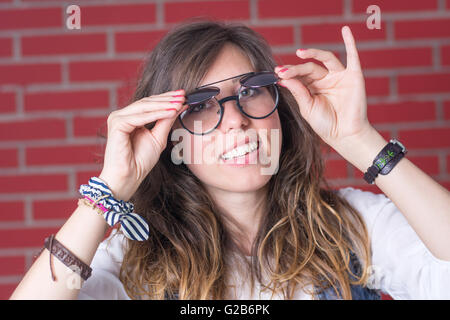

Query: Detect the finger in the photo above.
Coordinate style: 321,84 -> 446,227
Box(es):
295,48 -> 345,73
151,103 -> 190,145
341,25 -> 362,71
111,109 -> 180,135
116,98 -> 185,116
275,62 -> 328,83
278,77 -> 314,120
141,94 -> 185,102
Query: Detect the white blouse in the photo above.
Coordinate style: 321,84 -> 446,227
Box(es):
77,187 -> 450,300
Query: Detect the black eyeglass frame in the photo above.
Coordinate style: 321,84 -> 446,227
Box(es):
178,71 -> 282,135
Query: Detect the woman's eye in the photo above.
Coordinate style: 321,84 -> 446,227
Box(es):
239,87 -> 259,97
189,100 -> 213,113
191,104 -> 204,113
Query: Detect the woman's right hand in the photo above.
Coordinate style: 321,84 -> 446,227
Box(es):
98,89 -> 188,201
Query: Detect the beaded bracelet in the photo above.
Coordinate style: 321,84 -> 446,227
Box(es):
78,194 -> 110,215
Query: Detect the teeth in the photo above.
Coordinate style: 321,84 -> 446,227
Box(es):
221,141 -> 258,160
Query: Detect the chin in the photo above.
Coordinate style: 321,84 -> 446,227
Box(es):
212,168 -> 271,192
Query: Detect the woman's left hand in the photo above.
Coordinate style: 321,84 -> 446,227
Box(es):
275,25 -> 373,149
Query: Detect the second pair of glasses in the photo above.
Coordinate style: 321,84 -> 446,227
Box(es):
178,71 -> 281,135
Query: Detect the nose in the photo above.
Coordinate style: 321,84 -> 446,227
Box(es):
217,96 -> 249,133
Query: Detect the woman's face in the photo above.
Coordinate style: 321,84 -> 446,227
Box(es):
172,43 -> 282,192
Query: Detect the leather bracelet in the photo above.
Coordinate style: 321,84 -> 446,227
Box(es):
363,138 -> 407,184
43,234 -> 92,281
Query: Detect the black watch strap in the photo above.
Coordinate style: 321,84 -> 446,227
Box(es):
363,139 -> 407,184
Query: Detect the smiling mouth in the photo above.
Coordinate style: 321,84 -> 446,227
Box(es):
219,139 -> 260,162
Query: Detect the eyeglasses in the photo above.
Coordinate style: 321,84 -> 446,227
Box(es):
178,71 -> 281,135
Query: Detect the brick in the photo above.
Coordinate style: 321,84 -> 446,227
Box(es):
0,37 -> 12,57
444,101 -> 450,120
115,30 -> 168,53
398,73 -> 450,94
73,116 -> 108,138
301,22 -> 386,44
0,63 -> 61,85
324,159 -> 347,179
440,180 -> 450,191
252,26 -> 295,46
359,47 -> 432,69
398,128 -> 450,149
22,33 -> 107,56
273,51 -> 342,72
0,148 -> 18,168
395,19 -> 450,40
448,155 -> 450,174
0,119 -> 66,141
0,174 -> 67,193
117,83 -> 137,107
0,92 -> 16,113
259,0 -> 342,19
381,293 -> 393,300
0,256 -> 25,276
0,201 -> 24,221
365,77 -> 390,97
26,144 -> 103,166
367,101 -> 436,124
352,0 -> 438,13
76,170 -> 102,187
69,60 -> 141,82
33,198 -> 78,220
83,4 -> 156,26
24,90 -> 109,112
0,227 -> 60,249
0,284 -> 18,300
165,0 -> 249,23
0,7 -> 61,30
441,45 -> 450,66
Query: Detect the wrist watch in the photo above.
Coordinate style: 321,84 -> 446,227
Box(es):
363,138 -> 407,184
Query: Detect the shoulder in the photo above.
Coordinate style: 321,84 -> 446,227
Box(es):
335,186 -> 392,231
335,186 -> 390,212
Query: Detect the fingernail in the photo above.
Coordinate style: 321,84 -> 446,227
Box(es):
279,68 -> 288,73
172,95 -> 185,97
166,108 -> 177,111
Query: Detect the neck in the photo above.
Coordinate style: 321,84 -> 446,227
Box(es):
205,184 -> 268,256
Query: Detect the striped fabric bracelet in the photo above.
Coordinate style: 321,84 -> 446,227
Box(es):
78,176 -> 149,241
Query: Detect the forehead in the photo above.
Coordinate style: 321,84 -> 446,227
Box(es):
198,44 -> 254,87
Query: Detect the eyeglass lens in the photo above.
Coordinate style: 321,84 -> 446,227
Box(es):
180,72 -> 279,134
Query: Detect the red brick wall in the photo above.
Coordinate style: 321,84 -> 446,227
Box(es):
1,0 -> 449,300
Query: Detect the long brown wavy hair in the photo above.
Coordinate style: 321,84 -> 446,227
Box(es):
109,18 -> 372,300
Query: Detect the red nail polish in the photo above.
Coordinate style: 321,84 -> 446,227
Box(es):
172,95 -> 184,97
166,108 -> 177,111
279,68 -> 288,73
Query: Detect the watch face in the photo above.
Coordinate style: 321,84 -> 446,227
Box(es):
390,138 -> 406,153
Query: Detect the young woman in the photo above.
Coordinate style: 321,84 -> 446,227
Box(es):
10,19 -> 450,300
